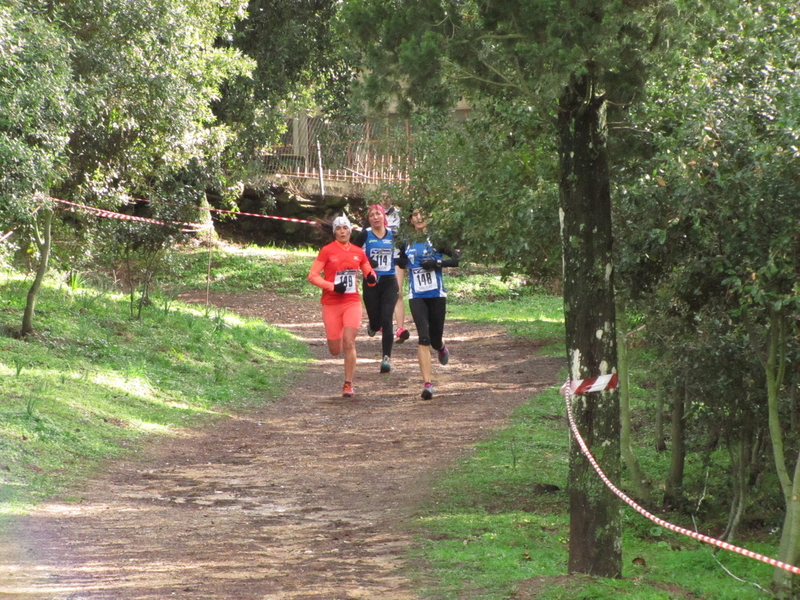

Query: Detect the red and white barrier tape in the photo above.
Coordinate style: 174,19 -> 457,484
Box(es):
561,373 -> 619,395
53,199 -> 212,233
198,205 -> 316,226
624,324 -> 647,337
136,200 -> 363,230
562,377 -> 800,576
19,196 -> 354,235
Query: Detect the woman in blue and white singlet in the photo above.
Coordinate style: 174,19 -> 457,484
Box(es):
397,209 -> 460,400
353,203 -> 399,373
380,191 -> 410,344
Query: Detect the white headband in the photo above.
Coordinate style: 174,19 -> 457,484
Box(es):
332,216 -> 351,230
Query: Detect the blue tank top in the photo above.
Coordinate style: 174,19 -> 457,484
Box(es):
363,228 -> 396,278
405,239 -> 447,299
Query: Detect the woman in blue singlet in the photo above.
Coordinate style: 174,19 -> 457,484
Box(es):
352,203 -> 399,373
397,209 -> 460,399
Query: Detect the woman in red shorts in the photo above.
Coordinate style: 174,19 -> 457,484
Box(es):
308,215 -> 377,397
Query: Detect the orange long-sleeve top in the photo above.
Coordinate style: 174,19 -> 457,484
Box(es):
307,240 -> 376,305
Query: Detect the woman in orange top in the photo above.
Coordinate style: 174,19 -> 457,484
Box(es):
308,215 -> 377,397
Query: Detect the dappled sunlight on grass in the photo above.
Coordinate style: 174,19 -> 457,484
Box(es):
172,242 -> 318,296
126,420 -> 178,434
92,371 -> 155,399
0,265 -> 311,508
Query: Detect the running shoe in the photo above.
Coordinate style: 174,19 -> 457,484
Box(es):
437,346 -> 450,365
421,382 -> 434,400
342,381 -> 354,397
380,356 -> 391,373
367,325 -> 381,337
395,327 -> 410,344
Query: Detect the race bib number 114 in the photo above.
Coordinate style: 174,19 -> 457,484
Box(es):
371,249 -> 392,272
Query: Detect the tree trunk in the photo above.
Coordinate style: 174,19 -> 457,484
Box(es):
558,74 -> 622,578
663,382 -> 686,510
722,432 -> 749,543
790,371 -> 798,444
758,307 -> 799,597
654,376 -> 667,452
618,325 -> 652,503
21,208 -> 53,336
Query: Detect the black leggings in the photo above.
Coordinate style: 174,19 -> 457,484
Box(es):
363,275 -> 399,357
409,297 -> 446,350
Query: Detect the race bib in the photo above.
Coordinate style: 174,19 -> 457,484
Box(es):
412,267 -> 437,293
335,269 -> 358,294
371,248 -> 393,272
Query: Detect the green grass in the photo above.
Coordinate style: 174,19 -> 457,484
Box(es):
411,386 -> 775,599
0,243 -> 783,598
411,271 -> 776,599
447,278 -> 565,355
161,241 -> 319,296
0,260 -> 310,515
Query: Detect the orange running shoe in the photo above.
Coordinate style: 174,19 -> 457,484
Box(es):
342,381 -> 354,397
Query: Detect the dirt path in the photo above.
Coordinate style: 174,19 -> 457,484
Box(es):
0,291 -> 562,599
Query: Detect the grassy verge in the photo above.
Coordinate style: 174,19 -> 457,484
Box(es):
159,240 -> 319,297
411,288 -> 776,599
0,248 -> 311,518
443,266 -> 565,356
410,387 -> 774,599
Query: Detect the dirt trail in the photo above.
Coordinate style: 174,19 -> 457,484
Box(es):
0,291 -> 562,599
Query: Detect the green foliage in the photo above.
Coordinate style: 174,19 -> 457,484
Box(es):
214,0 -> 356,181
616,1 -> 800,309
53,0 -> 253,203
342,0 -> 667,117
0,3 -> 73,223
407,101 -> 561,280
611,0 -> 800,542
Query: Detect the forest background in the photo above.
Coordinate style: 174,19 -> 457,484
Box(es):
2,0 -> 800,597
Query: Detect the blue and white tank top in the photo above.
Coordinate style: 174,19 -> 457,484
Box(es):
405,239 -> 446,299
363,228 -> 396,278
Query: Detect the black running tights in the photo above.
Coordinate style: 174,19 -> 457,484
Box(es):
409,296 -> 446,350
363,275 -> 398,357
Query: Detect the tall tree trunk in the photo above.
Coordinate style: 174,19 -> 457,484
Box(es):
756,307 -> 799,597
21,208 -> 53,336
722,431 -> 749,543
559,74 -> 621,578
654,376 -> 667,452
790,371 -> 798,444
663,382 -> 686,510
618,324 -> 652,503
